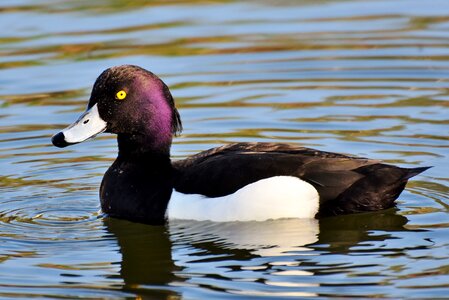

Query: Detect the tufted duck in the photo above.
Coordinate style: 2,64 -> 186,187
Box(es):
52,65 -> 429,224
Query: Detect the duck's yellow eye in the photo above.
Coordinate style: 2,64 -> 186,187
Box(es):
115,90 -> 127,100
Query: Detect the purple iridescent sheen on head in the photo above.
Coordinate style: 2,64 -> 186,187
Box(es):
138,76 -> 174,148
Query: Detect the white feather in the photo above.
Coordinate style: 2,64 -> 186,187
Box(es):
167,176 -> 319,222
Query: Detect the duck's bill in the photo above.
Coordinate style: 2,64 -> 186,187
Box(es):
51,104 -> 107,148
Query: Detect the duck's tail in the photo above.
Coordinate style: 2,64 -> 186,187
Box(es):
402,166 -> 432,180
319,164 -> 431,217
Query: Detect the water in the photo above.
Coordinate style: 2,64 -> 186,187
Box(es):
0,0 -> 448,298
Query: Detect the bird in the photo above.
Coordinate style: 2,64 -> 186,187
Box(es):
51,65 -> 430,225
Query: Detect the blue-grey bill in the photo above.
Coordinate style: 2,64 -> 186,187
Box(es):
52,104 -> 107,148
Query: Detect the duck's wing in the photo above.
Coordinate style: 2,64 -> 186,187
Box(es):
172,142 -> 379,203
173,142 -> 429,216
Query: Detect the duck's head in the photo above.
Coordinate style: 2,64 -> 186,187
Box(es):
52,65 -> 182,155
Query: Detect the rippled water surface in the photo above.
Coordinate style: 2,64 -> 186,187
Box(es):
1,0 -> 448,298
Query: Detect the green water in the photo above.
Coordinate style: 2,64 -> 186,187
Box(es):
0,0 -> 448,298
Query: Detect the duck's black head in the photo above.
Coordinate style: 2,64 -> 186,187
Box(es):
52,65 -> 182,156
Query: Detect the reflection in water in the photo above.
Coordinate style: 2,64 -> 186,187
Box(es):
317,208 -> 409,252
169,218 -> 319,257
169,218 -> 320,298
103,218 -> 182,299
105,211 -> 410,298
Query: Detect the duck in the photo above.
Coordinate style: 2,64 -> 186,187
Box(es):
51,65 -> 429,225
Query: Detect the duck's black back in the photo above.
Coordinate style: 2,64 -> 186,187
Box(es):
172,142 -> 428,216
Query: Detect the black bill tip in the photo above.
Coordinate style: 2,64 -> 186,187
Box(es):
51,132 -> 69,148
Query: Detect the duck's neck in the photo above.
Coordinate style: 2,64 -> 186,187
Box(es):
117,132 -> 172,158
102,135 -> 174,225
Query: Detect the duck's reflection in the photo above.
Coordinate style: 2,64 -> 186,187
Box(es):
169,218 -> 319,257
317,208 -> 408,252
103,218 -> 181,299
104,209 -> 408,298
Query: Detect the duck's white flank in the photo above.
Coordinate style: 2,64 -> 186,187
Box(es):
167,176 -> 319,222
